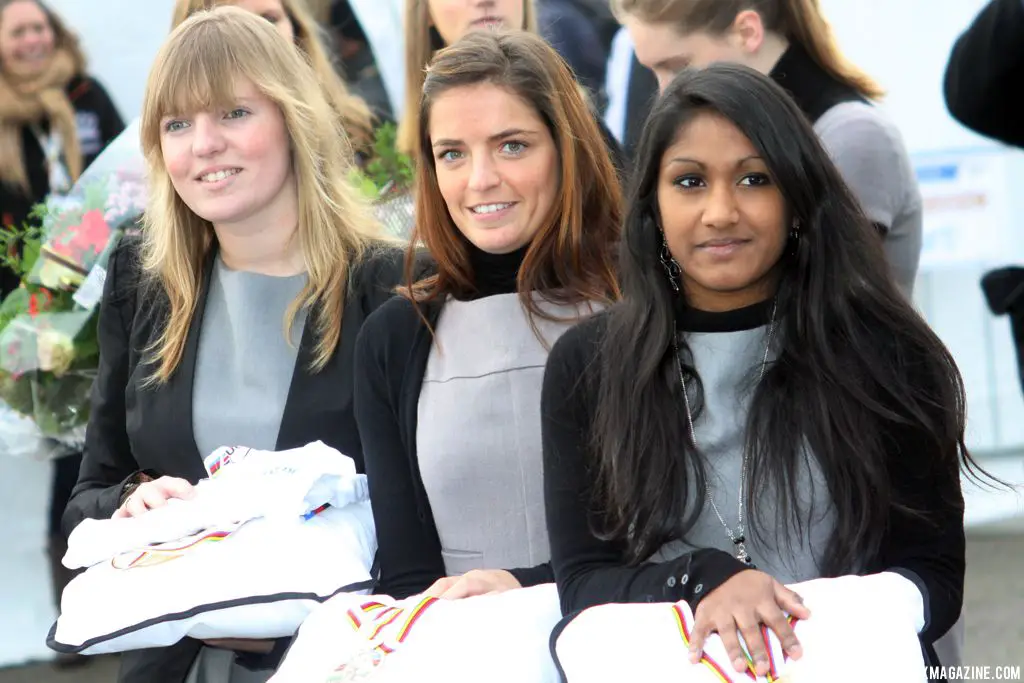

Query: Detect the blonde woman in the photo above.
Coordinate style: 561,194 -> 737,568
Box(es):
397,0 -> 623,168
63,8 -> 401,683
172,0 -> 375,159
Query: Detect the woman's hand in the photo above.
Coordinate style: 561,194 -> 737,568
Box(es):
423,569 -> 521,600
688,570 -> 810,676
112,476 -> 195,518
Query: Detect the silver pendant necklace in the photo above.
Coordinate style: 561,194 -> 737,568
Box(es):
672,299 -> 778,568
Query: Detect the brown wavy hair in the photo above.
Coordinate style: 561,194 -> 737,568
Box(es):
612,0 -> 884,99
403,30 -> 621,326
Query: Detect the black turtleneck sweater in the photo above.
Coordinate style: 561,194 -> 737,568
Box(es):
352,244 -> 555,598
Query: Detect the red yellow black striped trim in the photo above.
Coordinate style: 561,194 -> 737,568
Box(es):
111,530 -> 233,570
671,604 -> 801,682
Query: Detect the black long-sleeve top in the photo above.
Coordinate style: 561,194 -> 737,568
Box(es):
541,308 -> 966,659
944,0 -> 1024,147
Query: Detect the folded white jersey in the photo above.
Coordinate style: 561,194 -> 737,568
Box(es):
63,441 -> 363,570
48,441 -> 376,655
552,572 -> 927,683
271,583 -> 563,683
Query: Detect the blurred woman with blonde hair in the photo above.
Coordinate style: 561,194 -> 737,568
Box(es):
0,0 -> 124,669
172,0 -> 375,159
63,7 -> 401,682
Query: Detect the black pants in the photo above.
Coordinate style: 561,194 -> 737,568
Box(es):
48,452 -> 83,610
49,451 -> 82,537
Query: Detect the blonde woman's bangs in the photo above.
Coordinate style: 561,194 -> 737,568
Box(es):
141,10 -> 296,154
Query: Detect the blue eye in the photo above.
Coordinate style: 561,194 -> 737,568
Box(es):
501,141 -> 527,155
437,149 -> 463,162
163,119 -> 188,133
225,108 -> 250,120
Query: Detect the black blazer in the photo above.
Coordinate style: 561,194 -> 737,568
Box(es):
61,236 -> 403,682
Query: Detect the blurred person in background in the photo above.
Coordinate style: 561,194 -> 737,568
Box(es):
172,0 -> 377,163
602,25 -> 659,160
0,0 -> 123,293
535,0 -> 619,104
611,0 -> 923,300
0,0 -> 123,669
327,0 -> 404,121
946,0 -> 1024,412
944,0 -> 1024,148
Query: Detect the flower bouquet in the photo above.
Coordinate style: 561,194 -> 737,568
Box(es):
0,120 -> 146,454
350,123 -> 415,240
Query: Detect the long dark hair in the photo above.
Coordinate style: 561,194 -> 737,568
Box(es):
594,63 -> 978,574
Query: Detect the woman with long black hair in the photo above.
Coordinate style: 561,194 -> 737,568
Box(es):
541,63 -> 980,677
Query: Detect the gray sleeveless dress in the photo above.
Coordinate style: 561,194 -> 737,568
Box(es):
416,294 -> 598,576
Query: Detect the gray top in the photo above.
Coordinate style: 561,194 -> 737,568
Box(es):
814,101 -> 923,298
652,325 -> 836,585
416,294 -> 596,576
189,258 -> 308,683
193,256 -> 308,460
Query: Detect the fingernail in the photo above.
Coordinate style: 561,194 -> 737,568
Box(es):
734,657 -> 746,671
789,644 -> 803,658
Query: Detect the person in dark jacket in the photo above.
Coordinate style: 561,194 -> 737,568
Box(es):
541,64 -> 979,679
945,0 -> 1024,419
536,0 -> 618,102
0,2 -> 123,668
354,31 -> 620,602
943,0 -> 1024,148
62,9 -> 401,683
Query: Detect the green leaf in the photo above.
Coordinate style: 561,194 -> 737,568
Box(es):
361,123 -> 414,194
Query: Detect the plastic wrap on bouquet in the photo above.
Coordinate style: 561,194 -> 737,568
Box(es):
0,120 -> 144,449
29,119 -> 146,290
373,187 -> 414,240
